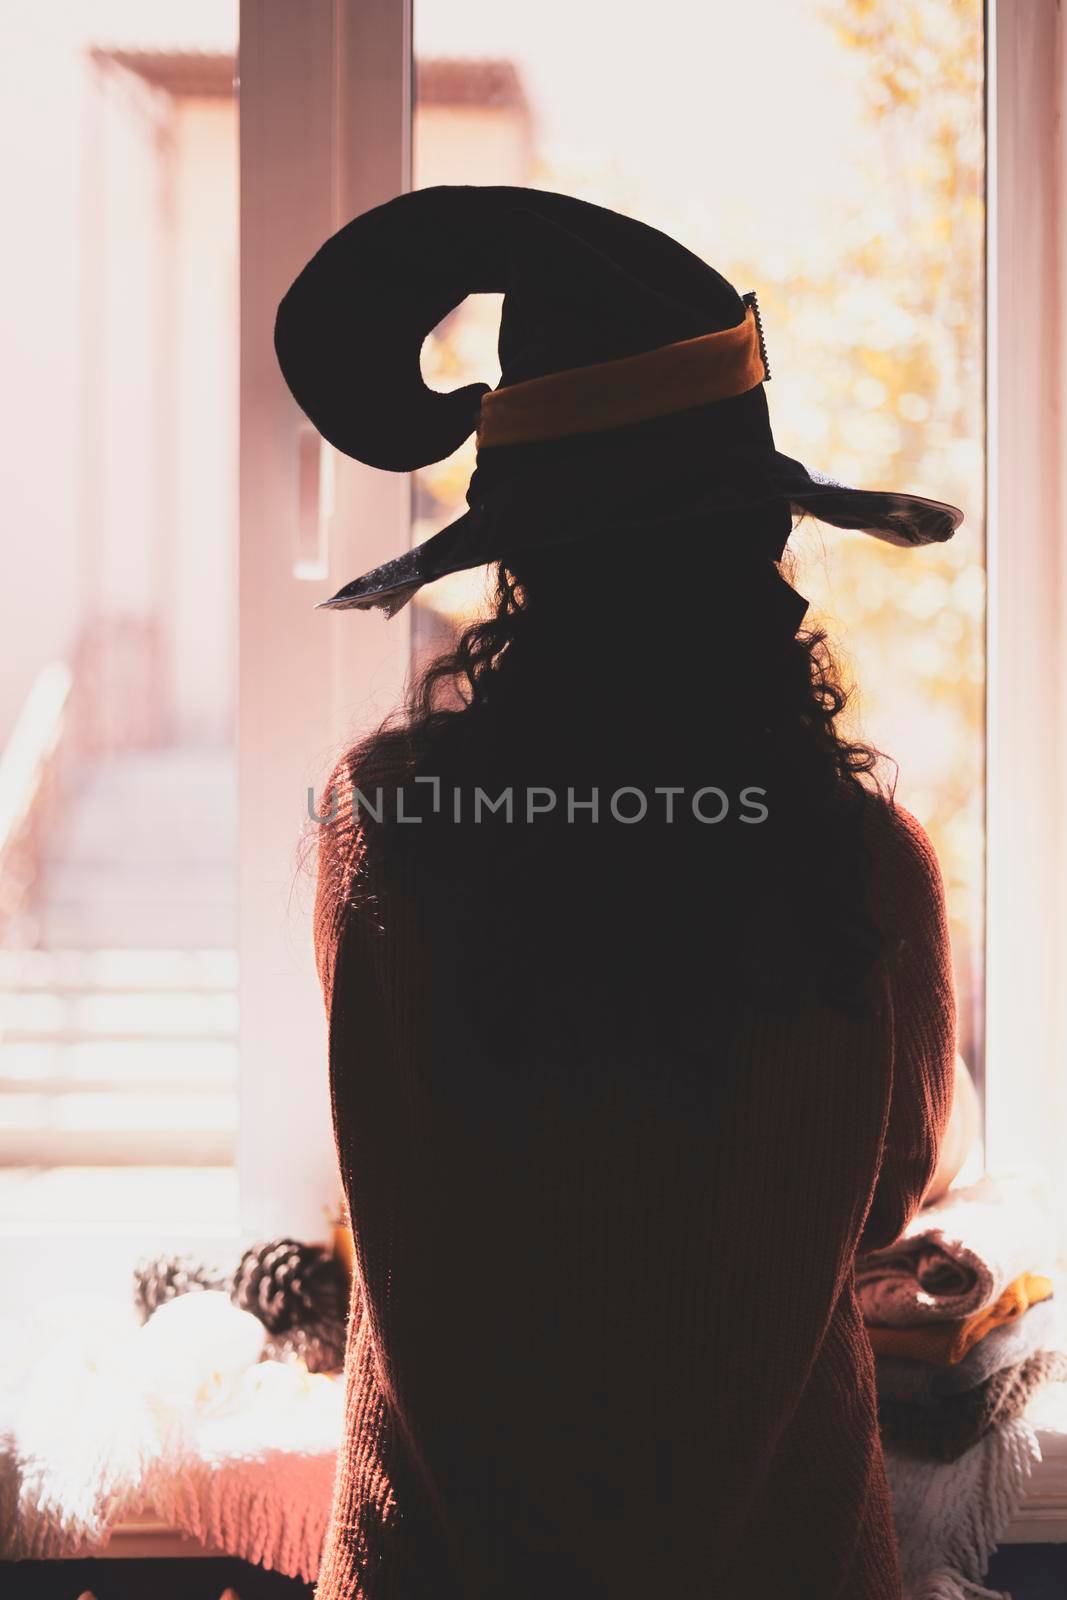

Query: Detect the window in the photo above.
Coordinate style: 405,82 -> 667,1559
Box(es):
410,0 -> 987,1102
5,0 -> 1065,1273
0,5 -> 239,1240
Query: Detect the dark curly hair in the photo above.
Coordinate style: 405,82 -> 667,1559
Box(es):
325,505 -> 895,1064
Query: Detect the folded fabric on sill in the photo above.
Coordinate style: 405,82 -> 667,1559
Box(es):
879,1348 -> 1067,1464
857,1172 -> 1065,1600
857,1173 -> 1058,1328
868,1272 -> 1054,1366
877,1299 -> 1058,1403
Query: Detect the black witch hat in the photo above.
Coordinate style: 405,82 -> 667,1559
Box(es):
274,185 -> 962,617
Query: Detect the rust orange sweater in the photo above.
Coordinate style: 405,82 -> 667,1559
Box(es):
312,765 -> 956,1600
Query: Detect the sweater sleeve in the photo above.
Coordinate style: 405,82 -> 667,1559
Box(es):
858,803 -> 958,1253
312,763 -> 405,1600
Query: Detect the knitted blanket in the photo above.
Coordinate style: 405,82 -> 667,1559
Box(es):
885,1419 -> 1044,1600
0,1291 -> 341,1581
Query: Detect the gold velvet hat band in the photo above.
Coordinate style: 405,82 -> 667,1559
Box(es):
477,303 -> 767,450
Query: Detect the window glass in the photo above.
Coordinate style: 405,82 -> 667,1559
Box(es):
412,0 -> 986,1087
0,2 -> 239,1231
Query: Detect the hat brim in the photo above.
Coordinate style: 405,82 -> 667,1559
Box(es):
315,447 -> 963,616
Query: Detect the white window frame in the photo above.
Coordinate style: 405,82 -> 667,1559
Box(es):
237,0 -> 413,1242
984,0 -> 1067,1212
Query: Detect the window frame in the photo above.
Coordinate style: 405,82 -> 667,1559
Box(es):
8,0 -> 1063,1303
8,0 -> 1067,1546
266,0 -> 1067,1232
236,0 -> 413,1243
236,0 -> 1067,1246
983,0 -> 1067,1207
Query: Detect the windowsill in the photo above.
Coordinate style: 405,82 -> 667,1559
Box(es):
4,1175 -> 1065,1560
0,1226 -> 250,1324
0,1169 -> 245,1312
993,1382 -> 1067,1543
0,1165 -> 240,1237
93,1455 -> 1067,1564
37,1411 -> 1067,1567
69,1516 -> 227,1561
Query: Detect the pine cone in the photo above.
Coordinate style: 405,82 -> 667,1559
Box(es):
262,1319 -> 348,1374
133,1252 -> 226,1324
229,1237 -> 348,1335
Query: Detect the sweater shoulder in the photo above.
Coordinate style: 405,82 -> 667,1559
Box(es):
312,750 -> 375,1007
316,750 -> 369,890
860,795 -> 952,995
312,741 -> 424,999
862,795 -> 946,907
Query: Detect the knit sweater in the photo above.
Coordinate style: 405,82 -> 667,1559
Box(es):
312,761 -> 956,1600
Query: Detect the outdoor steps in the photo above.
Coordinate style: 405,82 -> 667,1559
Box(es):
0,746 -> 240,1169
38,865 -> 235,950
0,947 -> 238,1166
34,745 -> 237,951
